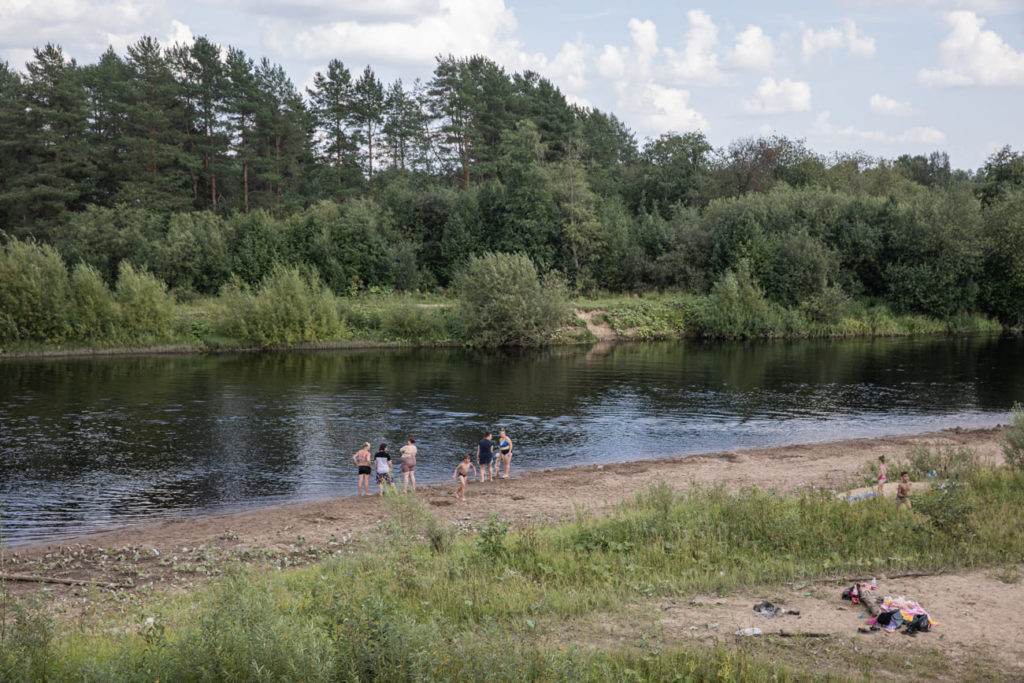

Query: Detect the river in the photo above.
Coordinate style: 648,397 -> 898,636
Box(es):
1,335 -> 1021,546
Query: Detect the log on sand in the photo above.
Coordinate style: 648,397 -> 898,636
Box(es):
1,573 -> 129,589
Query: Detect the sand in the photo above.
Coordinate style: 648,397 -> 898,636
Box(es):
3,426 -> 1021,676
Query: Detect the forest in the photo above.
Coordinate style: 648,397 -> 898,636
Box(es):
1,38 -> 1023,348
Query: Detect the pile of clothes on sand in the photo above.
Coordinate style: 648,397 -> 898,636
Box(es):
842,584 -> 939,636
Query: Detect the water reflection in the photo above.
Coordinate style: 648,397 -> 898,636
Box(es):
1,336 -> 1021,545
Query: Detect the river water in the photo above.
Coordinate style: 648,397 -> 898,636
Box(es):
1,336 -> 1021,546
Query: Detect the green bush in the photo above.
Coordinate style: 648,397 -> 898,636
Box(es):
915,483 -> 975,540
214,265 -> 342,345
692,260 -> 785,339
115,261 -> 177,342
899,443 -> 982,481
68,263 -> 117,341
0,239 -> 70,345
451,252 -> 570,346
1003,403 -> 1024,472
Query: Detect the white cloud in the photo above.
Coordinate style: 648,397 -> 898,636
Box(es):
917,11 -> 1024,87
869,93 -> 914,116
742,77 -> 811,114
812,111 -> 946,145
589,14 -> 709,135
163,19 -> 194,48
728,25 -> 774,71
285,0 -> 526,66
627,17 -> 658,77
641,83 -> 709,133
0,0 -> 176,66
245,0 -> 440,21
843,0 -> 1018,11
596,44 -> 626,82
664,9 -> 724,85
801,19 -> 875,63
547,41 -> 589,92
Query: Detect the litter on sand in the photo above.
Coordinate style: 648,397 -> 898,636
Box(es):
753,601 -> 800,618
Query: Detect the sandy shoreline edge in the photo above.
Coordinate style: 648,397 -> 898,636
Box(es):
10,425 -> 1006,557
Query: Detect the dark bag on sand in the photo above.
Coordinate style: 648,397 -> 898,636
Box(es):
841,585 -> 859,601
903,613 -> 931,633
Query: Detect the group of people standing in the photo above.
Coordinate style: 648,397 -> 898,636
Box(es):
352,429 -> 513,500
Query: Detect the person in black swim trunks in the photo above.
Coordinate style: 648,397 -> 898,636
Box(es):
452,455 -> 477,501
476,431 -> 494,482
353,442 -> 372,496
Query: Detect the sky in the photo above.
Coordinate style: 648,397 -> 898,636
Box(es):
1,0 -> 1023,170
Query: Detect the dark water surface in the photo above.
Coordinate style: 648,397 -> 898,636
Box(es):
2,336 -> 1021,546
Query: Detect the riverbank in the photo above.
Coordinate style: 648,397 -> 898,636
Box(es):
3,425 -> 1022,680
6,426 -> 1006,576
0,283 -> 1008,358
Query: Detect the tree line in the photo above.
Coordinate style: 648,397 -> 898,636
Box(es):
1,37 -> 1023,330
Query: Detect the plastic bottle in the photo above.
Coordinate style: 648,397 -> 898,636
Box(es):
871,577 -> 877,590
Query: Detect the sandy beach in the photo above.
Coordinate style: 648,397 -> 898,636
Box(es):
7,425 -> 1006,571
5,426 -> 1021,676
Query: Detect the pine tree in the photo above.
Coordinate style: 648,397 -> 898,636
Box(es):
252,58 -> 312,214
307,58 -> 355,200
383,78 -> 429,172
19,44 -> 94,232
118,37 -> 191,212
0,61 -> 31,231
172,37 -> 228,210
351,66 -> 385,199
225,47 -> 259,214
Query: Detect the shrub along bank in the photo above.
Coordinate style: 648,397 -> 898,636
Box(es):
0,239 -> 1005,354
1,447 -> 1022,681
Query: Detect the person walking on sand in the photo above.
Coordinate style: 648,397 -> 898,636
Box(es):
353,442 -> 373,496
877,455 -> 888,496
400,437 -> 418,493
896,471 -> 912,509
452,455 -> 477,501
375,443 -> 395,495
476,431 -> 494,482
497,428 -> 514,479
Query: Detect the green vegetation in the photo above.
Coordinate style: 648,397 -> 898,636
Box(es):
451,252 -> 571,346
2,452 -> 1022,681
2,40 -> 1023,351
1003,403 -> 1024,472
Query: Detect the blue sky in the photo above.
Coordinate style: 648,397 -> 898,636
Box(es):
1,0 -> 1022,170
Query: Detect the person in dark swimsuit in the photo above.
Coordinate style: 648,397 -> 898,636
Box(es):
497,428 -> 513,479
353,442 -> 372,496
476,431 -> 494,482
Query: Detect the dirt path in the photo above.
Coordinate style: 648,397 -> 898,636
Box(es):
573,308 -> 618,341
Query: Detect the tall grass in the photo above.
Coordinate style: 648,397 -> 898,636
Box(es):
3,461 -> 1021,680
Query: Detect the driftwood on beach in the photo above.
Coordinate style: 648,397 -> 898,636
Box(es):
1,573 -> 130,589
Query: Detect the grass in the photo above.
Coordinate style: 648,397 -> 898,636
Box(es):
2,453 -> 1022,681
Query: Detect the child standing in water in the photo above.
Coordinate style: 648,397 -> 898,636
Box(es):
452,455 -> 477,501
353,442 -> 372,496
877,455 -> 888,496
